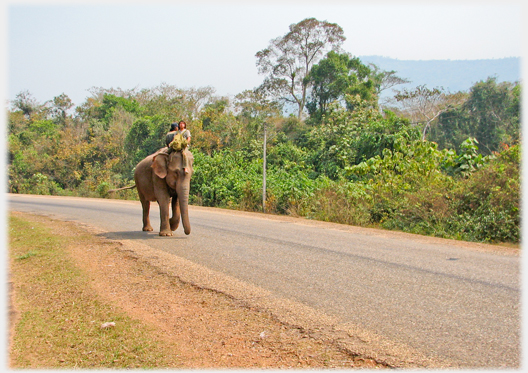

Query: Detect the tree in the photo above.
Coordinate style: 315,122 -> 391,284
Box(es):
304,96 -> 420,179
462,78 -> 520,154
235,89 -> 282,139
368,65 -> 410,110
234,88 -> 283,212
194,96 -> 239,154
255,18 -> 345,120
123,115 -> 168,174
50,93 -> 74,125
306,51 -> 377,121
95,94 -> 142,128
136,84 -> 216,120
430,78 -> 520,154
394,85 -> 466,141
12,90 -> 41,120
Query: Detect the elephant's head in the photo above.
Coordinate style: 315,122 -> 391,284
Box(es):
151,150 -> 194,234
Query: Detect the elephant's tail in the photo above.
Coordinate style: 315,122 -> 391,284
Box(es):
108,185 -> 136,193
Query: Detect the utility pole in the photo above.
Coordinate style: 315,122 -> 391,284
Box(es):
262,120 -> 267,213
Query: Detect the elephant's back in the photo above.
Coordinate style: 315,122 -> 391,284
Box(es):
134,154 -> 154,178
134,148 -> 167,179
134,154 -> 156,200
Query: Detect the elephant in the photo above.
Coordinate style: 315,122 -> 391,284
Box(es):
133,148 -> 194,236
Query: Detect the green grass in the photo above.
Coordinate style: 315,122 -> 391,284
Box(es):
15,251 -> 38,260
8,214 -> 183,369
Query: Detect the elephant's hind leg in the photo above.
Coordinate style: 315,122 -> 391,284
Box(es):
140,196 -> 154,232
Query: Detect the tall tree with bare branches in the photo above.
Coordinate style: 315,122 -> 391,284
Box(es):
255,18 -> 345,120
394,85 -> 466,141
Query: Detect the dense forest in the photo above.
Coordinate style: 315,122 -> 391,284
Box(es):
7,18 -> 521,244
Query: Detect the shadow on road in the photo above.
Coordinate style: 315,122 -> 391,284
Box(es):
97,231 -> 189,241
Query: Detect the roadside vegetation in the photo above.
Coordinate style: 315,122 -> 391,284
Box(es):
7,18 -> 520,245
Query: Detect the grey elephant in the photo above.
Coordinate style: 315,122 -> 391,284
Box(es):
133,148 -> 194,236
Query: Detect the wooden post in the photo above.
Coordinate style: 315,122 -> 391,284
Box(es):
262,120 -> 267,213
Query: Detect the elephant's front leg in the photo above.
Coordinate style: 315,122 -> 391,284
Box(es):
157,195 -> 173,236
170,196 -> 181,231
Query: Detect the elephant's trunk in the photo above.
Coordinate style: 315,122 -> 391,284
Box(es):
178,185 -> 191,235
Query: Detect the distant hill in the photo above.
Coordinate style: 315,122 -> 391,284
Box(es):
358,56 -> 520,96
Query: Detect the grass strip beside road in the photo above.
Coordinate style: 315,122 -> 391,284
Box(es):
8,213 -> 183,369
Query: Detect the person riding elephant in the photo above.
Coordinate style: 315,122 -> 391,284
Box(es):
166,120 -> 191,148
167,120 -> 191,174
177,120 -> 191,147
165,122 -> 179,147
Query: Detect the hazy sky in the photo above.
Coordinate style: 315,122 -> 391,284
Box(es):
5,0 -> 524,107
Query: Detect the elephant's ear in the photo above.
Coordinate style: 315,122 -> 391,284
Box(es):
152,154 -> 168,179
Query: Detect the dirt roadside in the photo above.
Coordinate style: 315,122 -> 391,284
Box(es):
10,211 -> 391,369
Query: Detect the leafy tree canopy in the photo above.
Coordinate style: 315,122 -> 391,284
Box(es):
256,18 -> 345,120
430,78 -> 520,154
306,51 -> 378,122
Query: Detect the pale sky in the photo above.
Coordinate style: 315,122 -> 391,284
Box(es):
3,0 -> 524,107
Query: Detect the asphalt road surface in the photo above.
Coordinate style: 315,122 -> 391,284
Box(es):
8,194 -> 520,368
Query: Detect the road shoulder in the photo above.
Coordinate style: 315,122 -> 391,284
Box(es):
9,211 -> 390,368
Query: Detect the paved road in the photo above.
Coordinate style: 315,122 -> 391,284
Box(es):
8,194 -> 520,368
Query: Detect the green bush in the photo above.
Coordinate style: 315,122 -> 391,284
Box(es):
16,173 -> 62,196
295,178 -> 371,226
450,144 -> 520,242
191,150 -> 263,210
